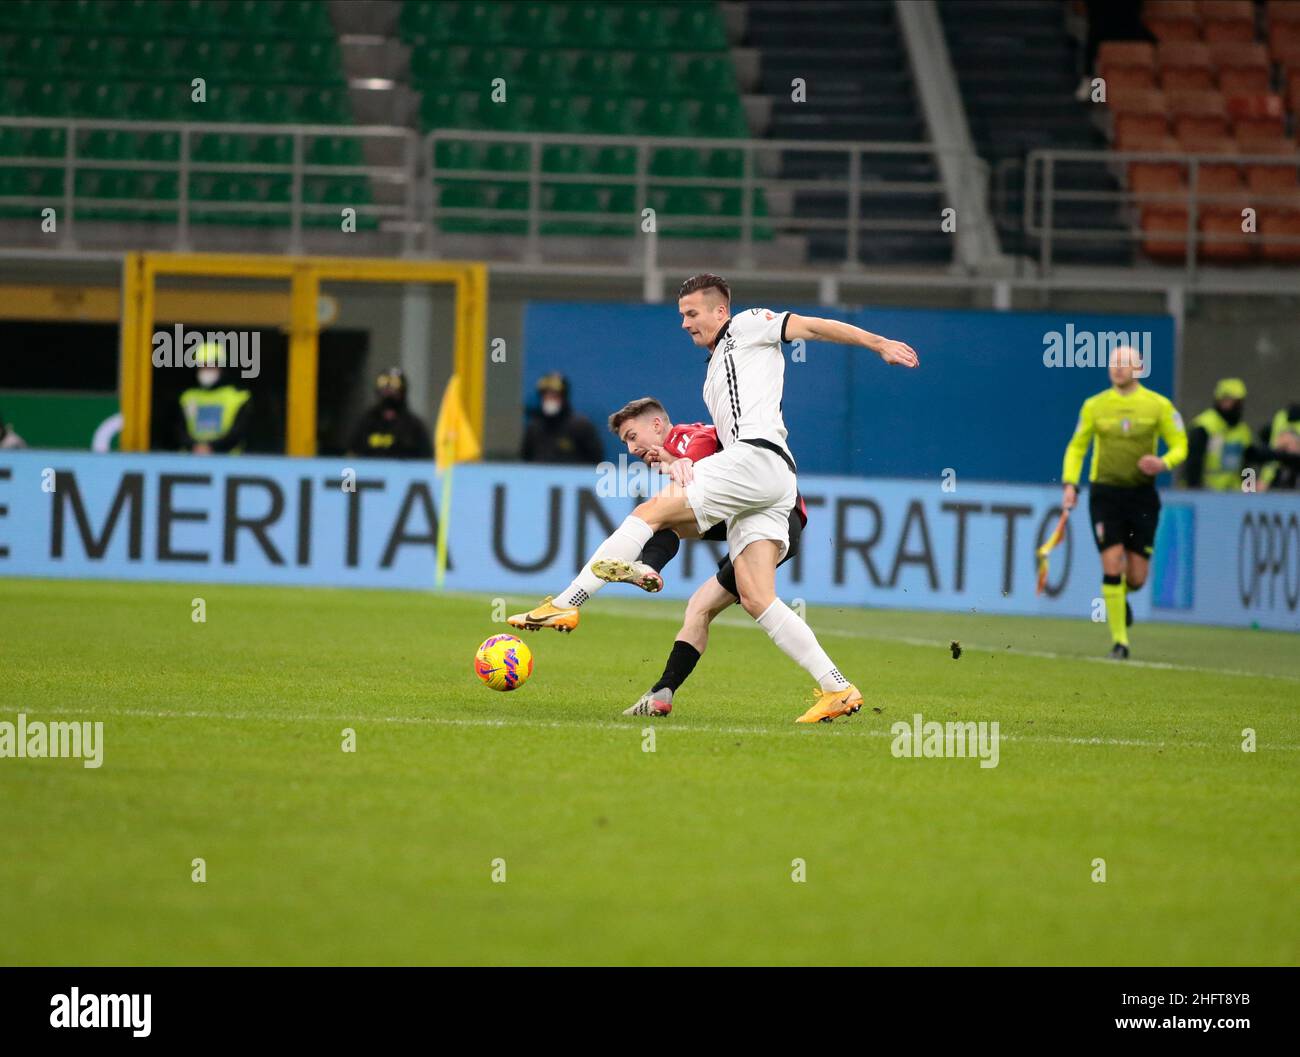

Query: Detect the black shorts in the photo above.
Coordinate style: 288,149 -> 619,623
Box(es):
712,505 -> 804,598
1088,483 -> 1161,556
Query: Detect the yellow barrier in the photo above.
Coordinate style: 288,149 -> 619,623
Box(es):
118,253 -> 487,457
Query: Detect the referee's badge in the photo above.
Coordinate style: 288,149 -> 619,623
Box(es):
1095,521 -> 1106,543
1120,417 -> 1132,433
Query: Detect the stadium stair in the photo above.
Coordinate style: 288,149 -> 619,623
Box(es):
742,0 -> 952,266
937,0 -> 1134,265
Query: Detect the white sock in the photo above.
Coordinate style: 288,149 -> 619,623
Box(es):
755,599 -> 851,691
555,516 -> 655,608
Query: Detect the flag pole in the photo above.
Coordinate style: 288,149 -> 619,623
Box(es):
435,464 -> 453,590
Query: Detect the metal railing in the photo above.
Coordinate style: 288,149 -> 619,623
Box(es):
0,116 -> 419,252
1025,146 -> 1300,278
424,129 -> 988,268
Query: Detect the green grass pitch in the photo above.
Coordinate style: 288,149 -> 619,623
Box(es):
2,577 -> 1297,966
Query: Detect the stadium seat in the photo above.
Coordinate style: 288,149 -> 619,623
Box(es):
1268,21 -> 1300,62
1170,91 -> 1228,143
1098,41 -> 1157,81
1199,0 -> 1256,44
504,2 -> 564,47
1198,206 -> 1253,260
1258,205 -> 1300,260
1158,42 -> 1215,92
1145,0 -> 1200,42
1141,205 -> 1192,259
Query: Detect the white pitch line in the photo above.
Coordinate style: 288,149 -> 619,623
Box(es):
29,705 -> 1300,753
578,600 -> 1300,684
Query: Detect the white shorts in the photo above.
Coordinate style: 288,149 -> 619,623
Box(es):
685,443 -> 797,562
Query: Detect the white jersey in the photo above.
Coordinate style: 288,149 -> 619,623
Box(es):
702,307 -> 794,462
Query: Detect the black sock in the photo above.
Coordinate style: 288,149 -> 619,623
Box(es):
638,529 -> 680,573
652,640 -> 700,693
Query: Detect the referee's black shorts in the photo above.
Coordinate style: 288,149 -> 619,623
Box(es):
1088,482 -> 1161,556
710,505 -> 804,599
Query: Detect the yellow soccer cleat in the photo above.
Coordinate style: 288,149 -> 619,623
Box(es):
795,684 -> 864,724
506,596 -> 580,633
591,557 -> 664,593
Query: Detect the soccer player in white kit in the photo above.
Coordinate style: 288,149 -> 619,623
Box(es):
509,273 -> 920,723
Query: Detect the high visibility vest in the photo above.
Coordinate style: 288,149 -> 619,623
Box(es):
1192,408 -> 1253,491
1261,407 -> 1300,488
180,385 -> 250,451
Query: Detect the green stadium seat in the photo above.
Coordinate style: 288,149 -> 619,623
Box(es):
252,134 -> 293,166
25,127 -> 68,158
288,41 -> 343,84
298,87 -> 349,124
687,55 -> 735,94
543,183 -> 604,235
133,39 -> 176,77
59,0 -> 111,33
410,46 -> 453,85
132,84 -> 186,122
438,181 -> 489,233
21,81 -> 73,118
458,46 -> 510,89
422,90 -> 476,129
707,148 -> 744,179
480,94 -> 531,132
194,132 -> 252,165
76,82 -> 128,120
116,0 -> 167,36
515,50 -> 570,93
434,139 -> 479,171
587,97 -> 634,136
0,127 -> 24,157
139,130 -> 180,161
605,184 -> 637,217
246,86 -> 294,123
506,3 -> 564,47
570,51 -> 626,95
594,145 -> 637,175
673,6 -> 728,50
640,99 -> 692,137
451,2 -> 508,45
143,172 -> 179,223
629,53 -> 674,92
483,142 -> 529,172
77,170 -> 142,221
64,36 -> 123,78
30,167 -> 66,197
9,34 -> 60,76
487,182 -> 528,234
698,100 -> 746,138
275,0 -> 335,38
620,6 -> 673,51
191,84 -> 238,122
225,0 -> 276,38
560,4 -> 621,50
234,40 -> 279,82
534,95 -> 585,134
541,144 -> 586,174
80,129 -> 137,161
0,167 -> 29,218
401,1 -> 455,43
308,135 -> 364,167
167,0 -> 223,37
0,0 -> 54,33
176,39 -> 220,76
650,147 -> 703,178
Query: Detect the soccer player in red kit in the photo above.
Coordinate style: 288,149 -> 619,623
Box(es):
596,397 -> 809,717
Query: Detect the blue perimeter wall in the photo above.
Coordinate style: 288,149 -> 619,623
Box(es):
522,302 -> 1176,483
3,452 -> 1296,633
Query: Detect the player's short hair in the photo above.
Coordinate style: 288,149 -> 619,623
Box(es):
607,397 -> 666,435
678,273 -> 730,304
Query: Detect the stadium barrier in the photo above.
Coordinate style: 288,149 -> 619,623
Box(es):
2,451 -> 1296,632
1024,146 -> 1300,276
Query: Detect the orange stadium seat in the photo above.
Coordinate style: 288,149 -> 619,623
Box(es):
1288,69 -> 1300,111
1105,66 -> 1159,93
1098,40 -> 1156,79
1266,0 -> 1300,25
1258,206 -> 1300,260
1146,0 -> 1201,42
1199,206 -> 1254,259
1199,1 -> 1257,44
1229,94 -> 1289,144
1218,65 -> 1272,94
1268,20 -> 1300,61
1246,161 -> 1300,194
1141,205 -> 1192,259
1158,41 -> 1216,90
1169,90 -> 1228,142
1129,160 -> 1187,196
1209,41 -> 1270,73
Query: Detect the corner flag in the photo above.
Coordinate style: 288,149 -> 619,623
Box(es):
434,375 -> 481,588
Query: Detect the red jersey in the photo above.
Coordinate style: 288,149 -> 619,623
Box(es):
662,422 -> 721,462
663,422 -> 807,528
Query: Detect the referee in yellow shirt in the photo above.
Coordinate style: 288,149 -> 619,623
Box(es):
1060,346 -> 1188,659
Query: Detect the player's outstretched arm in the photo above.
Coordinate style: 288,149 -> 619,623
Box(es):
783,313 -> 919,367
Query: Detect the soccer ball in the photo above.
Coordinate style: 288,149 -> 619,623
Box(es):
474,634 -> 533,692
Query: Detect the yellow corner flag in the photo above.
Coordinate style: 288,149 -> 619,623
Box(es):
434,375 -> 481,588
435,374 -> 482,473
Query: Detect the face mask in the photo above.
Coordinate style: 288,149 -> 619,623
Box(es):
1219,403 -> 1242,427
197,368 -> 221,388
542,395 -> 563,417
